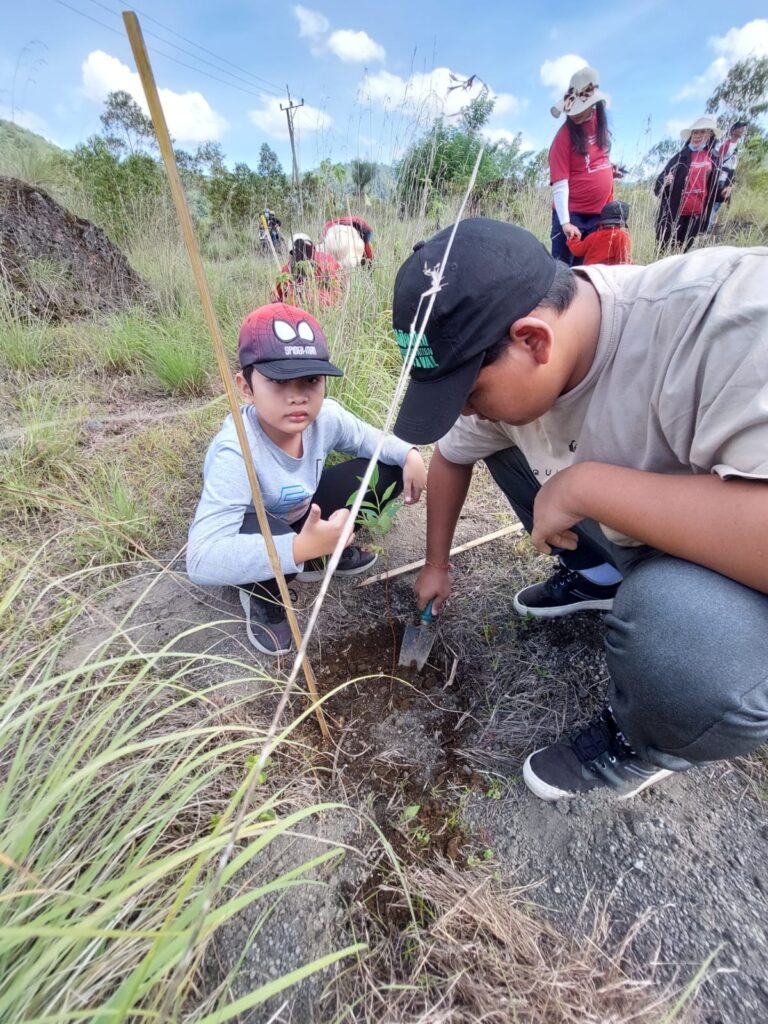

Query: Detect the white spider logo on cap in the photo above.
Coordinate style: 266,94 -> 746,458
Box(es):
273,319 -> 316,343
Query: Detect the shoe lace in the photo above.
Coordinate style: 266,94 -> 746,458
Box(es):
569,708 -> 633,767
545,564 -> 580,596
259,587 -> 297,625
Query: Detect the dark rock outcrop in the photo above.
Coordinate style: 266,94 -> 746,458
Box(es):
0,176 -> 147,320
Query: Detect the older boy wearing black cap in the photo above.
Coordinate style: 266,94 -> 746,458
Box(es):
188,302 -> 426,656
393,218 -> 768,802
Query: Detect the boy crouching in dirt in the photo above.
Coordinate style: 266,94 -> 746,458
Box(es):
394,218 -> 768,804
187,302 -> 426,656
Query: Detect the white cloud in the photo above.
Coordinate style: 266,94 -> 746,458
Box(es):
675,19 -> 768,100
248,95 -> 332,140
80,50 -> 228,143
292,5 -> 329,39
540,54 -> 589,97
327,29 -> 385,63
361,67 -> 523,122
0,105 -> 49,135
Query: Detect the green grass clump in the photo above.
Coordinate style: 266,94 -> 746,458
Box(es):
145,315 -> 213,396
0,563 -> 364,1022
0,316 -> 58,371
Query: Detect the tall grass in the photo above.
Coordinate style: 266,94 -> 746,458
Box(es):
0,560 -> 364,1022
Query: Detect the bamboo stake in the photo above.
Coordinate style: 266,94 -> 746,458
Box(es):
358,523 -> 524,587
123,12 -> 328,739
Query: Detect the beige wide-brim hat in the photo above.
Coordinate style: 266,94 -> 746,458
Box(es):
551,65 -> 610,118
680,116 -> 722,142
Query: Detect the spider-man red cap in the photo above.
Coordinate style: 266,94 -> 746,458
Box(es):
238,303 -> 343,380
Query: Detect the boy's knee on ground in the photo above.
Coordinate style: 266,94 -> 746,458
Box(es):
604,556 -> 768,764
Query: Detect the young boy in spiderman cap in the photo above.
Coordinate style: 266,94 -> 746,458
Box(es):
187,302 -> 426,656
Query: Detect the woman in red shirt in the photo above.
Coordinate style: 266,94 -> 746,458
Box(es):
654,116 -> 726,253
548,66 -> 616,265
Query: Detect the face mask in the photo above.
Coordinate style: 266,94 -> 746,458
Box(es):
688,141 -> 706,152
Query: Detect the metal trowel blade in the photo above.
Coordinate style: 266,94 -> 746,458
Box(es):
398,601 -> 437,672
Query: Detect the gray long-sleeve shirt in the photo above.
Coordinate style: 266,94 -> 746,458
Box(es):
187,399 -> 412,586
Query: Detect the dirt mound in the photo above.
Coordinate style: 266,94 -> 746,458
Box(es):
0,176 -> 147,320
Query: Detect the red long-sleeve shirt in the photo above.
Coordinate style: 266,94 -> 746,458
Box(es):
566,225 -> 632,266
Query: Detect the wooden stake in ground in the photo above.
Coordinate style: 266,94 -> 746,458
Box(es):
123,11 -> 328,739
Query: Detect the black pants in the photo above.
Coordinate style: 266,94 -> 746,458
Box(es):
239,459 -> 403,599
656,212 -> 704,253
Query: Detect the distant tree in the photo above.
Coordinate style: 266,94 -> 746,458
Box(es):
523,147 -> 550,187
71,135 -> 163,241
100,90 -> 156,156
460,91 -> 495,134
491,134 -> 529,180
398,94 -> 528,213
706,56 -> 768,130
640,137 -> 680,177
257,143 -> 283,179
319,158 -> 347,186
195,141 -> 225,173
350,158 -> 376,197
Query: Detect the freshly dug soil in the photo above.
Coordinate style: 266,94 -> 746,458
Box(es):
0,176 -> 147,319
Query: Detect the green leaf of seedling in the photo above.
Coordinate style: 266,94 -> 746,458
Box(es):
345,488 -> 360,508
380,481 -> 397,503
401,804 -> 420,823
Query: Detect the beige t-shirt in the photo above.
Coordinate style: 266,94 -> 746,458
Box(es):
438,246 -> 768,544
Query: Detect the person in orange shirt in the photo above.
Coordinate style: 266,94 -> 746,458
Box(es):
566,201 -> 631,266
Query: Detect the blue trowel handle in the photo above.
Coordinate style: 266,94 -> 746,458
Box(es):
420,600 -> 436,625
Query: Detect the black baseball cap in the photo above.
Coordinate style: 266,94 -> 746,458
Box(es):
599,200 -> 629,227
392,218 -> 556,444
238,303 -> 343,380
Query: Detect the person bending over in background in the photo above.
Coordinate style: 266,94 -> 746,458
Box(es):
654,117 -> 727,253
319,216 -> 375,268
393,218 -> 768,804
273,233 -> 342,309
548,66 -> 616,266
187,302 -> 426,656
566,200 -> 631,266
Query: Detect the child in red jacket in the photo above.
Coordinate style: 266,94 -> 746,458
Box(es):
567,200 -> 631,265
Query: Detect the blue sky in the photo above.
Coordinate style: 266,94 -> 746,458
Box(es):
2,0 -> 767,172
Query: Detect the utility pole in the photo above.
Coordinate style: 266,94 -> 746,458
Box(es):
281,86 -> 304,217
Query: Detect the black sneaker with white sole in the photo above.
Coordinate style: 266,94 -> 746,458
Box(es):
296,545 -> 377,582
238,587 -> 293,656
514,564 -> 619,618
523,707 -> 673,802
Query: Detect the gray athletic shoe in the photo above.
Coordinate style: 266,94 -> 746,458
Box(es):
238,587 -> 293,656
523,708 -> 672,801
296,545 -> 377,582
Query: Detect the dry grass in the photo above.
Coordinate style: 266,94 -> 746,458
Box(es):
333,861 -> 690,1023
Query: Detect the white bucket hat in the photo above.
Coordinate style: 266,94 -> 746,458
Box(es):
551,66 -> 610,119
291,232 -> 313,245
680,116 -> 722,142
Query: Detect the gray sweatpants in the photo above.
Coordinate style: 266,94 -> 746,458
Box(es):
485,447 -> 768,770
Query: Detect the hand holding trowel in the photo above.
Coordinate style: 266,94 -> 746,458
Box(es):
398,600 -> 438,671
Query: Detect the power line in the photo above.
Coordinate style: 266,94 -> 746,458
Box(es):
82,0 -> 283,97
125,3 -> 283,96
53,0 -> 277,100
